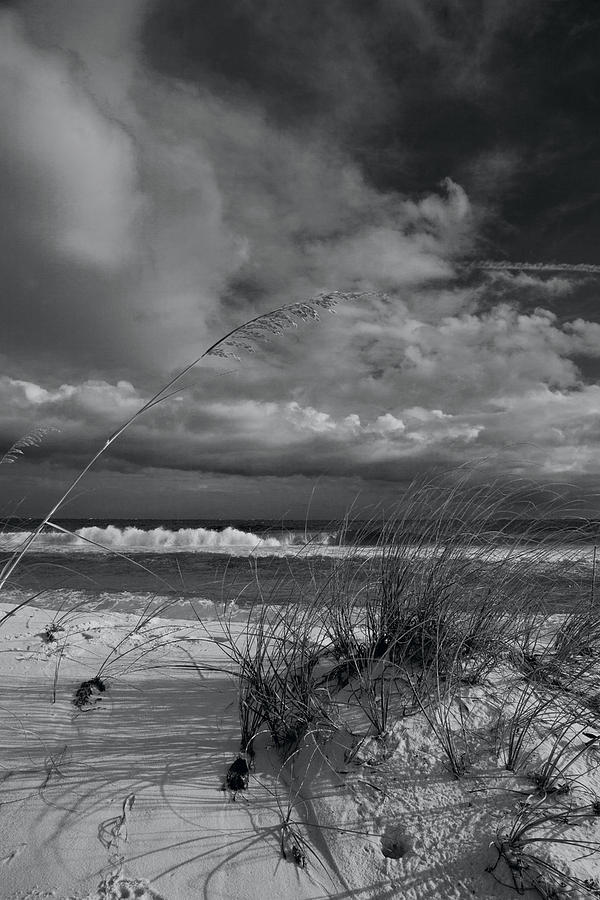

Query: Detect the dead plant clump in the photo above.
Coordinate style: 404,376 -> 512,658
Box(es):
280,820 -> 307,868
40,622 -> 65,644
72,675 -> 107,708
222,754 -> 251,801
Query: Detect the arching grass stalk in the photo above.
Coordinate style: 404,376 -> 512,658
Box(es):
0,291 -> 369,608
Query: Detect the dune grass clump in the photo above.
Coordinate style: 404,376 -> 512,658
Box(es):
206,474 -> 600,818
325,478 -> 568,678
212,476 -> 600,875
219,600 -> 334,761
553,606 -> 600,665
526,719 -> 599,797
302,476 -> 591,770
488,796 -> 600,897
496,680 -> 562,773
549,602 -> 600,716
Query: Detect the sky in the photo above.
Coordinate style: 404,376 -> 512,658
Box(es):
1,0 -> 600,519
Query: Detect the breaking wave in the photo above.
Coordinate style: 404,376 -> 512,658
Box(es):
0,524 -> 339,555
0,525 -> 594,567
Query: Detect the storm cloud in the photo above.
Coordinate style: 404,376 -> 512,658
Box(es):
1,0 -> 600,517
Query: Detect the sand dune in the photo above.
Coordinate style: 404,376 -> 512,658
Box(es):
1,601 -> 599,899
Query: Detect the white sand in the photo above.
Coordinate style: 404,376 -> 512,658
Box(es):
1,601 -> 599,899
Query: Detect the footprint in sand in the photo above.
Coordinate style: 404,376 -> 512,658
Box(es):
0,842 -> 27,864
98,875 -> 165,900
380,827 -> 412,860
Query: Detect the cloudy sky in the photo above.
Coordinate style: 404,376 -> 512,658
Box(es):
1,0 -> 600,519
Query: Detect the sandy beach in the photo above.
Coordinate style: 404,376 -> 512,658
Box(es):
1,594 -> 599,900
4,0 -> 600,896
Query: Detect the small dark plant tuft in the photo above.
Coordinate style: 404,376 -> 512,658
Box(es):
528,770 -> 571,797
281,820 -> 308,869
72,676 -> 107,708
40,622 -> 65,644
223,755 -> 250,801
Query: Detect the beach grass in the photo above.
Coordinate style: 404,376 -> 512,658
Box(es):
203,481 -> 600,893
2,482 -> 600,896
2,301 -> 600,896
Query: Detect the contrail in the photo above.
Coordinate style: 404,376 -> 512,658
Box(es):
469,260 -> 600,275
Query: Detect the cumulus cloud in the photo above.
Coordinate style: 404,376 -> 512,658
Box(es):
0,376 -> 141,411
5,283 -> 600,489
0,377 -> 482,481
482,385 -> 600,474
343,303 -> 600,415
0,1 -> 477,384
2,0 -> 600,516
0,377 -> 145,461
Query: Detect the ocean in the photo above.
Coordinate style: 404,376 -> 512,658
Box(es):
0,518 -> 346,618
0,517 -> 598,619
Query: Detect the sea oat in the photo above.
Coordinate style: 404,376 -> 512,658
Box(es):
0,424 -> 59,465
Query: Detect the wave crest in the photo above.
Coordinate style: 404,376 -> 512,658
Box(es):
0,524 -> 337,554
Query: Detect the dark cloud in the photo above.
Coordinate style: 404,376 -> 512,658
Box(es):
142,0 -> 383,126
143,0 -> 600,262
2,0 -> 600,517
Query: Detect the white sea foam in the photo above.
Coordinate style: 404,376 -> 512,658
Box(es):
0,524 -> 338,555
0,586 -> 249,621
0,526 -> 594,569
